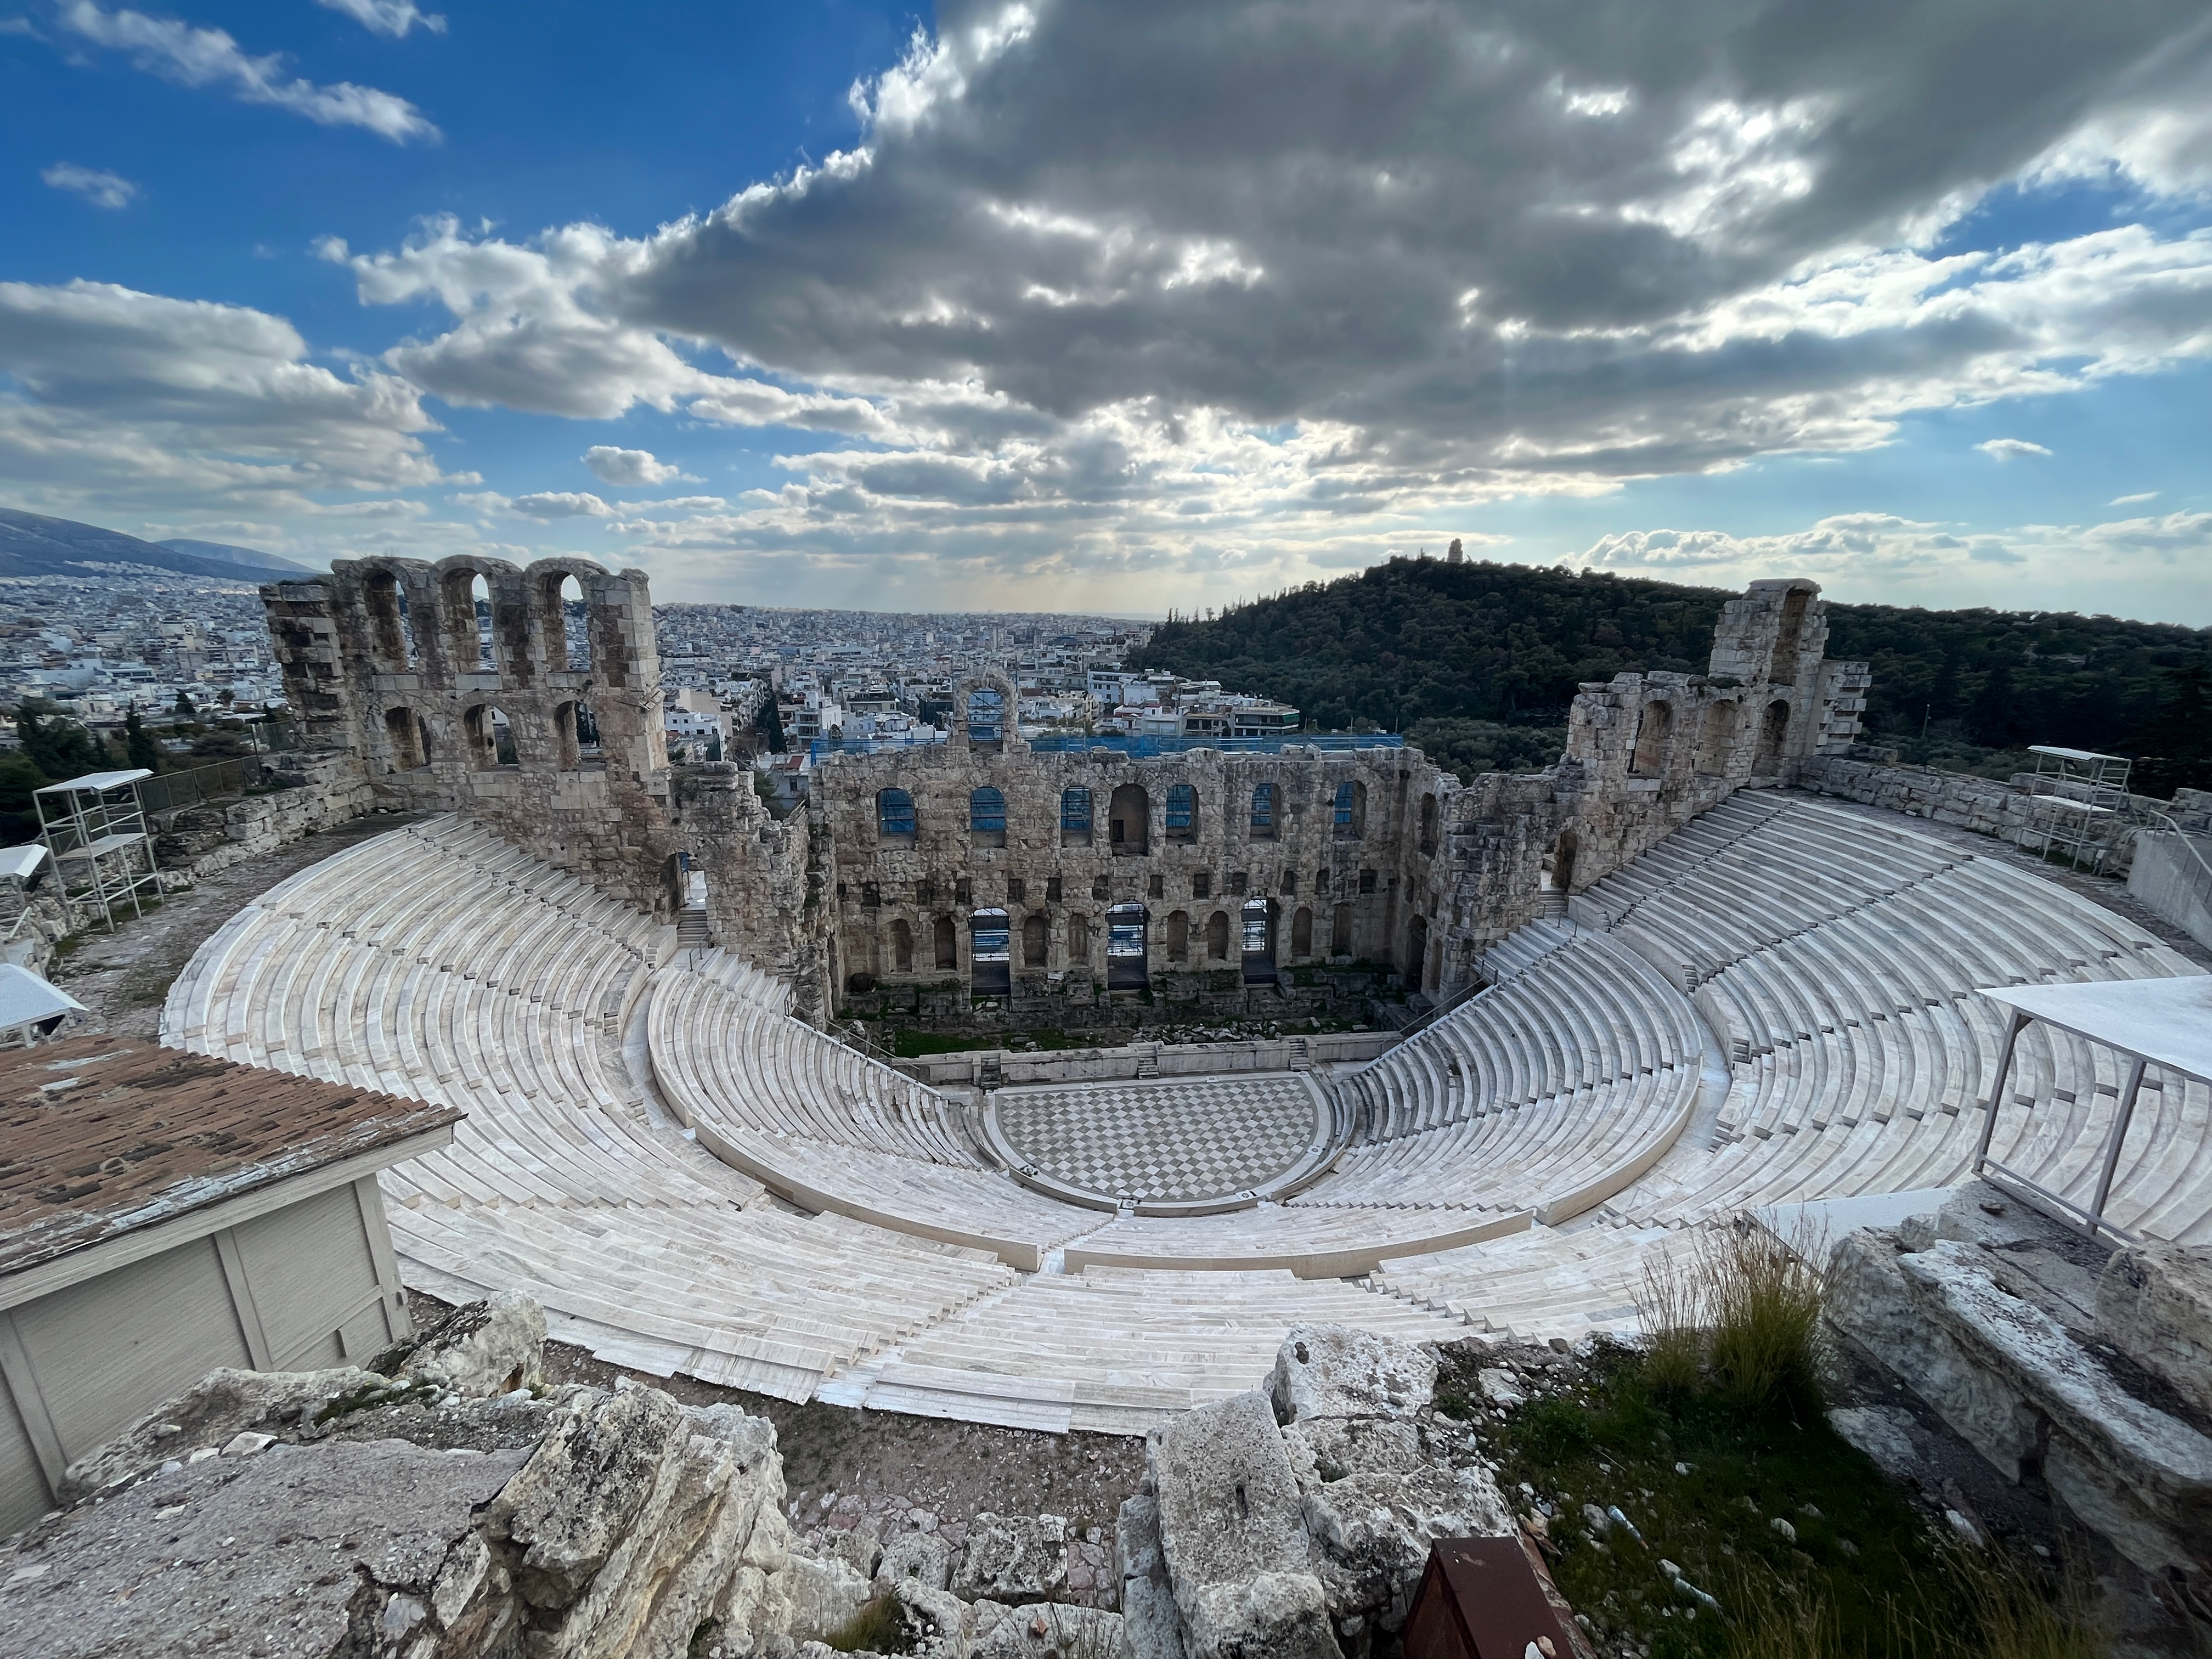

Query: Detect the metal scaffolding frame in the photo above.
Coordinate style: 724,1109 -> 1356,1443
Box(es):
35,768 -> 161,933
2022,744 -> 2132,874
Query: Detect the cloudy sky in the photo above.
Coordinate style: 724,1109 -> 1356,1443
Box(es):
4,1 -> 2210,620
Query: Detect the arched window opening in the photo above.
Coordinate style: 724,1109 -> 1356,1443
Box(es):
383,706 -> 428,771
1291,906 -> 1313,959
892,918 -> 914,974
442,569 -> 495,672
1022,912 -> 1048,968
1241,897 -> 1277,983
1249,783 -> 1278,839
1630,701 -> 1673,776
1330,903 -> 1353,957
551,701 -> 598,770
556,574 -> 590,672
1165,783 -> 1197,844
1770,588 -> 1809,686
966,686 -> 1005,751
878,788 -> 916,840
970,786 -> 1007,848
1060,787 -> 1092,847
1165,910 -> 1190,963
1333,780 -> 1366,839
1754,698 -> 1791,775
1406,915 -> 1429,992
1105,902 -> 1148,990
1068,913 -> 1091,964
464,704 -> 517,769
970,909 -> 1011,996
363,569 -> 417,671
1108,783 -> 1150,855
1419,793 -> 1440,856
1542,831 -> 1578,896
933,915 -> 957,970
1204,909 -> 1231,961
1696,702 -> 1736,777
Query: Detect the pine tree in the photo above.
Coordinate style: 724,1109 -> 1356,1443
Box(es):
754,696 -> 787,755
124,707 -> 161,772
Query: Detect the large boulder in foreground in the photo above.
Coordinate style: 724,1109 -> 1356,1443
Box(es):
4,1362 -> 794,1659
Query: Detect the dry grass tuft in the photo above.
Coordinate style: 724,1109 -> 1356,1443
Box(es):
1633,1217 -> 1829,1410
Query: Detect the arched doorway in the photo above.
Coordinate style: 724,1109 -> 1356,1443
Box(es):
1754,699 -> 1791,775
1165,910 -> 1190,963
1105,902 -> 1148,990
1241,897 -> 1277,983
1291,906 -> 1313,959
1696,702 -> 1735,776
892,918 -> 914,973
1022,911 -> 1048,968
1630,701 -> 1673,775
383,706 -> 428,771
933,915 -> 957,970
1108,783 -> 1150,854
965,686 -> 1006,751
464,704 -> 516,769
970,786 -> 1007,848
1406,915 -> 1430,991
1331,903 -> 1353,956
1542,831 -> 1578,896
970,909 -> 1011,996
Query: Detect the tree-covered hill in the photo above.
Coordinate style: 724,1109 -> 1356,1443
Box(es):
1128,559 -> 2212,795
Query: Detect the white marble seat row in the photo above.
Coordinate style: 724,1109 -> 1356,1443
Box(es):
1369,1222 -> 1692,1344
388,1197 -> 1016,1401
1302,921 -> 1702,1223
839,1266 -> 1467,1434
1576,795 -> 2211,1244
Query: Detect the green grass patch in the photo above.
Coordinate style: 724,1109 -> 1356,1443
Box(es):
1471,1222 -> 2098,1659
825,1595 -> 912,1655
891,1029 -> 991,1058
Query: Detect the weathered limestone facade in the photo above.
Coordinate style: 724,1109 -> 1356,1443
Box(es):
264,567 -> 1865,1028
263,555 -> 682,916
821,577 -> 1866,1025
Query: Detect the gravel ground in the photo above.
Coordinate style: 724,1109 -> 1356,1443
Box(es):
48,811 -> 422,1040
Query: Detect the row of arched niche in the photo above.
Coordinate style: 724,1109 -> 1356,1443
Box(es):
871,896 -> 1397,994
376,701 -> 602,774
1627,696 -> 1793,778
354,563 -> 600,681
875,779 -> 1444,855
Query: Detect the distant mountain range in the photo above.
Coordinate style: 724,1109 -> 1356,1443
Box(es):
0,509 -> 318,583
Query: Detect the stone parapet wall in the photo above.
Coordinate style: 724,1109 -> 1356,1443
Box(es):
892,1029 -> 1396,1087
1798,756 -> 2212,878
149,751 -> 375,881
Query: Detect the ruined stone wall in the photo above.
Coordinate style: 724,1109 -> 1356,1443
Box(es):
816,740 -> 1456,1026
263,556 -> 682,917
817,578 -> 1870,1024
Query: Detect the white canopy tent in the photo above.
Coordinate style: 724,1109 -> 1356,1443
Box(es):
1974,975 -> 2212,1241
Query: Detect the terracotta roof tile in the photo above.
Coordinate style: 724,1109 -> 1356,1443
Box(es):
0,1036 -> 460,1278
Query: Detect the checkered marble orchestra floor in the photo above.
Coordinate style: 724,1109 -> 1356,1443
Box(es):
992,1074 -> 1321,1203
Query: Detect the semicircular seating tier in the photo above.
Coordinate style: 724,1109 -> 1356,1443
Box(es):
1564,794 -> 2212,1243
1295,924 -> 1707,1226
161,815 -> 1470,1406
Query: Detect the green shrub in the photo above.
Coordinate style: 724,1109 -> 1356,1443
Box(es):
1705,1222 -> 1827,1412
825,1595 -> 912,1655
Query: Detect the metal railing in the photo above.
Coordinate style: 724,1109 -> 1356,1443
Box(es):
139,758 -> 251,814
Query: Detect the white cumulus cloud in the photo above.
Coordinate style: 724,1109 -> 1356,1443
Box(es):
41,161 -> 137,207
582,445 -> 692,486
56,1 -> 438,142
0,277 -> 452,516
1975,438 -> 2053,460
507,490 -> 611,519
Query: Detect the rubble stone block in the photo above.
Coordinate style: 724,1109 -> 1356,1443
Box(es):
2098,1241 -> 2212,1420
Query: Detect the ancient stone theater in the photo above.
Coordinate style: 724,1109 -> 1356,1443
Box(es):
157,554 -> 2208,1431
